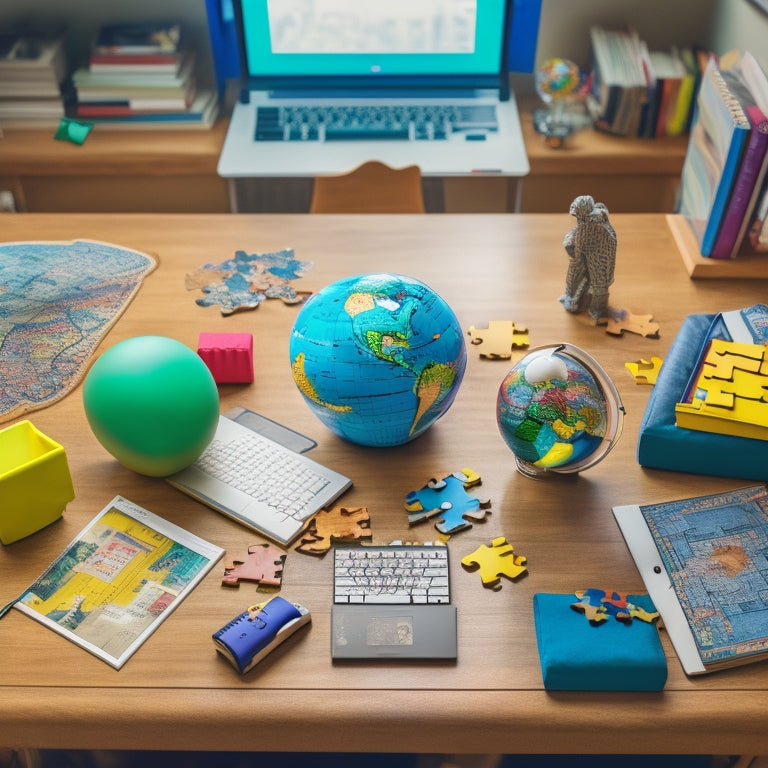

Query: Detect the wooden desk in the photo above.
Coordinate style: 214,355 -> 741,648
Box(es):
1,214 -> 766,757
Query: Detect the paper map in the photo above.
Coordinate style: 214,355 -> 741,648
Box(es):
640,485 -> 768,666
14,496 -> 223,668
0,239 -> 156,423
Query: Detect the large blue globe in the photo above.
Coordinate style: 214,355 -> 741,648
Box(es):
496,344 -> 624,476
289,273 -> 466,447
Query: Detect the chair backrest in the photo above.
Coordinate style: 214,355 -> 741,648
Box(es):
309,160 -> 425,214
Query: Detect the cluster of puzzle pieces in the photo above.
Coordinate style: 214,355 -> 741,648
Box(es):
570,588 -> 660,625
675,339 -> 768,438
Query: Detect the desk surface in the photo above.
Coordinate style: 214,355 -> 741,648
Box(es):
1,213 -> 766,756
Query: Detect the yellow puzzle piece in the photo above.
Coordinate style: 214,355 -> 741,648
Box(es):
625,356 -> 663,385
468,321 -> 529,358
460,536 -> 527,590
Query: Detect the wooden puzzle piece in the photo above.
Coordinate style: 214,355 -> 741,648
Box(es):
604,309 -> 660,338
625,356 -> 663,385
570,588 -> 660,625
405,468 -> 491,535
702,339 -> 767,381
468,321 -> 530,358
222,543 -> 286,587
460,536 -> 527,590
295,505 -> 372,556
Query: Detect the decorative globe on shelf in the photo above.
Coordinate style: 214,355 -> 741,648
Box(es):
289,273 -> 466,447
533,57 -> 592,147
496,343 -> 624,477
536,57 -> 581,104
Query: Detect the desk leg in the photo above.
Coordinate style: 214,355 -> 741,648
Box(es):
510,178 -> 523,213
227,178 -> 239,214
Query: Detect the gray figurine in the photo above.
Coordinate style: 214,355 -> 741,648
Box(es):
560,195 -> 616,321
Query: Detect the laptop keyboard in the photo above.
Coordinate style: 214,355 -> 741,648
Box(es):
255,104 -> 498,142
195,432 -> 330,520
334,545 -> 450,604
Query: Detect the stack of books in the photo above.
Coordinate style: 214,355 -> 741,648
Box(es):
71,22 -> 217,129
678,51 -> 768,259
0,32 -> 68,127
587,26 -> 702,138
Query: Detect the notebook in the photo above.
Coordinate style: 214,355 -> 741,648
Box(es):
217,0 -> 529,179
331,544 -> 458,660
167,414 -> 352,546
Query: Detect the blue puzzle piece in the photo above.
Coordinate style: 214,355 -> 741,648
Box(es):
405,468 -> 491,535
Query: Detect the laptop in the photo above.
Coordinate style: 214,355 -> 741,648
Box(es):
331,544 -> 458,660
217,0 -> 529,179
167,413 -> 352,546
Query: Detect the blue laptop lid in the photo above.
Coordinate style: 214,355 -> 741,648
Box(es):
233,0 -> 512,98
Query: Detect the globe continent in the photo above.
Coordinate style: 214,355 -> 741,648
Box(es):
289,273 -> 466,447
496,344 -> 622,475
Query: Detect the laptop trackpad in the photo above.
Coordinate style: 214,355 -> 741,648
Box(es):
331,604 -> 457,660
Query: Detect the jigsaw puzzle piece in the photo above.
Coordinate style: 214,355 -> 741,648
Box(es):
703,339 -> 766,380
468,321 -> 530,358
460,536 -> 527,590
625,356 -> 663,385
222,543 -> 286,587
571,588 -> 659,625
405,468 -> 491,535
604,309 -> 660,338
296,505 -> 371,556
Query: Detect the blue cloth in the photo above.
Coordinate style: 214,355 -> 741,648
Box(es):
637,313 -> 768,481
533,593 -> 667,691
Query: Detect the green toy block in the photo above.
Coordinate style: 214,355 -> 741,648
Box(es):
0,420 -> 75,544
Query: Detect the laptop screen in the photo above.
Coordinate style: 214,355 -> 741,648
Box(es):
236,0 -> 510,87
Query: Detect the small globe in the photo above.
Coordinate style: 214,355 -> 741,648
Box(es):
536,57 -> 581,104
496,343 -> 624,476
83,335 -> 220,477
289,273 -> 466,447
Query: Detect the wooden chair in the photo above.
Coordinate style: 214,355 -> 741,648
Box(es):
309,160 -> 426,213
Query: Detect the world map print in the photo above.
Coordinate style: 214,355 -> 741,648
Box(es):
0,239 -> 156,422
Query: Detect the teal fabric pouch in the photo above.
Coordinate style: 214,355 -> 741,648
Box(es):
533,592 -> 667,691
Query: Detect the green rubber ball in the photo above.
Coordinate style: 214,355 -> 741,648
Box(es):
83,335 -> 220,477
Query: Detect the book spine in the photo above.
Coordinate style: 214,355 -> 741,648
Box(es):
710,106 -> 768,259
699,64 -> 751,256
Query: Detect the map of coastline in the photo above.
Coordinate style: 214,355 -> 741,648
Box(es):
0,239 -> 156,422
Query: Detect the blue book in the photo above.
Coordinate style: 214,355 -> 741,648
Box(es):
678,57 -> 751,256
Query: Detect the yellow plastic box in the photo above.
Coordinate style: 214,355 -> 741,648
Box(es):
0,420 -> 75,544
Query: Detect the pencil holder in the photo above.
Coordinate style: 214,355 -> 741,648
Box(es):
0,420 -> 75,544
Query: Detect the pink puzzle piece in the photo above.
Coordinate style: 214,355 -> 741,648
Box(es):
222,543 -> 286,587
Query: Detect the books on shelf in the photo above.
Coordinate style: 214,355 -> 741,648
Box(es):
72,22 -> 216,129
614,485 -> 768,675
678,57 -> 751,257
678,51 -> 768,259
587,26 -> 700,138
0,33 -> 68,126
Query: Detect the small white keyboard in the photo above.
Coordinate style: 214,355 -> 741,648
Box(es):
333,545 -> 450,605
168,416 -> 352,546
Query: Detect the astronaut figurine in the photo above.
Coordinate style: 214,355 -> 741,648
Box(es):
559,195 -> 616,322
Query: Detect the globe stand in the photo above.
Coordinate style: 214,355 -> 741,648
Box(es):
532,102 -> 592,149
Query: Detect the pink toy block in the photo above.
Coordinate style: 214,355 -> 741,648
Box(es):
198,332 -> 254,384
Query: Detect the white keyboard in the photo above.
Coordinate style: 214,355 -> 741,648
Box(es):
333,545 -> 450,605
168,416 -> 352,546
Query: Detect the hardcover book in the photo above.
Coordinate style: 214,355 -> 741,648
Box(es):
678,57 -> 750,257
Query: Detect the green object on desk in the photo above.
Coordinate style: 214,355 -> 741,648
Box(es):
54,117 -> 94,145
